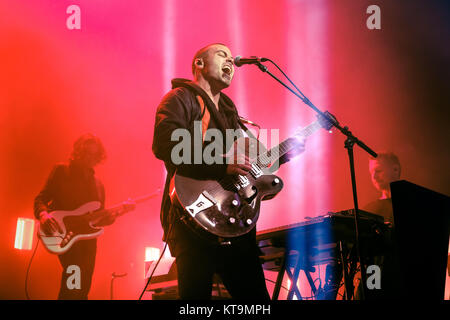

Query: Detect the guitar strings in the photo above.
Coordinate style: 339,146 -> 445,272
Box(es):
204,129 -> 313,198
201,121 -> 322,199
187,57 -> 333,207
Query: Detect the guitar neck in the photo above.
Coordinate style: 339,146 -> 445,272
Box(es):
85,191 -> 160,225
86,208 -> 110,225
257,120 -> 322,167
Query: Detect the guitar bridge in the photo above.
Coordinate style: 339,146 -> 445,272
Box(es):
185,191 -> 216,217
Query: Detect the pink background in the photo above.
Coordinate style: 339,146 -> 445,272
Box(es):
1,0 -> 448,299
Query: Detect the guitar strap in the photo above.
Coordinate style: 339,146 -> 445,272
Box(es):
196,95 -> 210,142
95,178 -> 105,209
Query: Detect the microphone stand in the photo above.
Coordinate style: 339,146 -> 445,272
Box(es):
110,272 -> 127,300
254,62 -> 377,300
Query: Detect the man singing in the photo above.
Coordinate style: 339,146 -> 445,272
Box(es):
152,43 -> 305,299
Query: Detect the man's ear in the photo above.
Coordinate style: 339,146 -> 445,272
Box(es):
195,58 -> 204,69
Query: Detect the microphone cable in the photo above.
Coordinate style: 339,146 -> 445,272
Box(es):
138,221 -> 174,300
25,237 -> 40,300
264,58 -> 308,102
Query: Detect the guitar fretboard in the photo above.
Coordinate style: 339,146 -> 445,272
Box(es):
257,120 -> 322,167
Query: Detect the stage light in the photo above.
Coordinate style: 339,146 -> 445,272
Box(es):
145,247 -> 160,262
163,244 -> 172,258
144,246 -> 160,279
285,0 -> 331,300
286,278 -> 299,300
14,217 -> 35,250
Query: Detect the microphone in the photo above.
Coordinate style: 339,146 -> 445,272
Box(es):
234,55 -> 268,67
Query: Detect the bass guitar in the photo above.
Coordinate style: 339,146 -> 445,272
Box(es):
38,191 -> 160,254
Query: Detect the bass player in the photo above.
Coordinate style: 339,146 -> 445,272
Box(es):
34,133 -> 135,299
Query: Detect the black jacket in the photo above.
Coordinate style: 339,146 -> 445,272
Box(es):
34,160 -> 105,219
152,78 -> 248,241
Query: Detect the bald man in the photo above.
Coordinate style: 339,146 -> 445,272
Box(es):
152,43 -> 305,299
364,152 -> 401,225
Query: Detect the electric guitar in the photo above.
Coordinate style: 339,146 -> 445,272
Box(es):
170,113 -> 334,243
38,191 -> 160,254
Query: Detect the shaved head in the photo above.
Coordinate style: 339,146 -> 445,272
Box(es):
191,43 -> 229,75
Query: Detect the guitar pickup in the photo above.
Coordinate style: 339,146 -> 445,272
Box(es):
238,175 -> 250,188
234,175 -> 250,191
250,163 -> 263,178
185,191 -> 216,218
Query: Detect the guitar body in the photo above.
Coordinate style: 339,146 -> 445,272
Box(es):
37,191 -> 159,255
171,167 -> 284,242
38,201 -> 104,255
169,114 -> 335,242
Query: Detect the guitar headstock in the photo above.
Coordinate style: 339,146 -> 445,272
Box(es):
317,111 -> 337,131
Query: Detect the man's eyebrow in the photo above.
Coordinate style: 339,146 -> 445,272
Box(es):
216,49 -> 230,57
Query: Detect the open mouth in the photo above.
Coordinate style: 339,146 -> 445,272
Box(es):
222,64 -> 233,77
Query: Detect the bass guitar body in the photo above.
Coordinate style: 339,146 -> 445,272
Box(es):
38,201 -> 103,255
38,191 -> 159,254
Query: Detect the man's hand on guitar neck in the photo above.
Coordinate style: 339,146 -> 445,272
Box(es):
39,211 -> 62,235
120,198 -> 137,215
226,154 -> 252,176
95,198 -> 137,227
285,136 -> 306,160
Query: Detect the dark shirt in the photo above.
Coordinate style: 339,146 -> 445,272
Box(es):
152,79 -> 247,242
152,78 -> 300,248
34,160 -> 105,219
153,79 -> 268,259
152,78 -> 241,179
363,198 -> 394,225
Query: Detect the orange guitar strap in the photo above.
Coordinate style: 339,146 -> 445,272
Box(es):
196,95 -> 210,142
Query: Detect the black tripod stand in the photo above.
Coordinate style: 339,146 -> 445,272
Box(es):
252,60 -> 378,299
